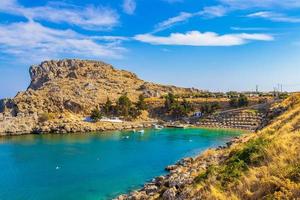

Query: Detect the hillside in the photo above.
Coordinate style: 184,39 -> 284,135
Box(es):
0,59 -> 201,135
3,59 -> 200,116
117,93 -> 300,200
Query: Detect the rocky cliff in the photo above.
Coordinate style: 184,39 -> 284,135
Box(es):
0,59 -> 200,135
3,59 -> 200,116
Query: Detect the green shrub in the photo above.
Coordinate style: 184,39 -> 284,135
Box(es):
103,97 -> 114,117
90,108 -> 102,121
136,94 -> 147,110
117,94 -> 132,117
238,94 -> 249,107
218,138 -> 269,187
195,165 -> 217,183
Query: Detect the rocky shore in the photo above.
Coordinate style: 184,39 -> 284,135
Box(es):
0,112 -> 155,136
115,136 -> 247,200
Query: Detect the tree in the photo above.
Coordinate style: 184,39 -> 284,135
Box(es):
211,102 -> 221,111
164,93 -> 176,111
171,102 -> 186,119
103,97 -> 113,116
136,94 -> 147,110
90,108 -> 102,121
117,94 -> 132,117
229,97 -> 238,108
238,95 -> 249,107
182,98 -> 194,114
129,107 -> 141,119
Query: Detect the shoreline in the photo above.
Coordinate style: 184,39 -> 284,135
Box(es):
115,130 -> 250,200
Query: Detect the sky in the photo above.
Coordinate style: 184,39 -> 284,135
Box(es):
0,0 -> 300,98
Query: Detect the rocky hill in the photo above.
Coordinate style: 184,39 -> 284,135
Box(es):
1,59 -> 200,116
0,59 -> 200,135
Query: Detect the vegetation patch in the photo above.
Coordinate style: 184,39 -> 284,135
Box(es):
38,112 -> 55,123
218,137 -> 270,187
288,164 -> 300,182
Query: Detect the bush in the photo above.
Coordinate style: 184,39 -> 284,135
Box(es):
229,97 -> 238,108
129,107 -> 141,119
229,95 -> 249,108
103,97 -> 114,117
117,94 -> 132,117
164,94 -> 194,118
90,108 -> 102,121
200,103 -> 219,114
136,94 -> 147,110
164,93 -> 176,111
218,138 -> 269,187
238,94 -> 249,107
38,112 -> 55,123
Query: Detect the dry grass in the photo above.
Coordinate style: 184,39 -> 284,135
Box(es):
192,93 -> 300,200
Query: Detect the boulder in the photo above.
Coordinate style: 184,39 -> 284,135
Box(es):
162,187 -> 177,200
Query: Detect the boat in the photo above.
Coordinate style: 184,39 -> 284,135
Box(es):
154,124 -> 164,130
137,130 -> 145,133
167,124 -> 188,129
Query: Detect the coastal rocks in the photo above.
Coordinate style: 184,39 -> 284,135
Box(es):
165,165 -> 177,171
144,183 -> 158,195
162,187 -> 177,200
63,100 -> 83,113
115,146 -> 229,200
0,114 -> 37,135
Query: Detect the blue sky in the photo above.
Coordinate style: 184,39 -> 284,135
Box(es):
0,0 -> 300,98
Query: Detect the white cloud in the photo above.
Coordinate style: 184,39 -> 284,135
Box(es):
154,6 -> 227,32
247,11 -> 300,23
0,1 -> 119,30
0,21 -> 124,62
231,27 -> 269,31
219,0 -> 300,9
156,0 -> 300,33
123,0 -> 136,15
134,31 -> 273,46
154,12 -> 193,32
201,5 -> 227,18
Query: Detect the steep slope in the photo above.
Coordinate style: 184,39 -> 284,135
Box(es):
118,93 -> 300,200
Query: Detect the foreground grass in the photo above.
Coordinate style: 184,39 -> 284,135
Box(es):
191,94 -> 300,200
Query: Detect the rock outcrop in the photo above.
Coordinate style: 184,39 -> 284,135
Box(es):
14,59 -> 199,115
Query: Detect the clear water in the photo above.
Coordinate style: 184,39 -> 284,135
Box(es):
0,128 -> 241,200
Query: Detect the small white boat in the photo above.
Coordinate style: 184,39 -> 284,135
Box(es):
154,124 -> 164,130
137,130 -> 145,133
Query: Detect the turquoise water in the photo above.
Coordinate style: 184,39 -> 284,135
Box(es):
0,128 -> 241,200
